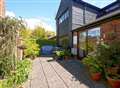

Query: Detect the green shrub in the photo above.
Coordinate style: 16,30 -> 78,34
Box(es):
24,38 -> 39,58
2,59 -> 32,88
64,50 -> 71,56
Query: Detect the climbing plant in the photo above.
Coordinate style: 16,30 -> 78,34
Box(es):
0,17 -> 25,78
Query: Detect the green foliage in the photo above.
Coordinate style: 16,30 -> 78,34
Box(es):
2,59 -> 32,88
64,50 -> 71,56
24,38 -> 39,57
96,40 -> 120,79
82,55 -> 102,73
97,41 -> 120,68
0,57 -> 13,78
20,26 -> 56,57
31,26 -> 46,39
37,39 -> 56,48
0,17 -> 25,78
0,81 -> 2,88
20,28 -> 31,39
55,51 -> 65,57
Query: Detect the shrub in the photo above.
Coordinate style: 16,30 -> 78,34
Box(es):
24,38 -> 39,58
2,59 -> 32,88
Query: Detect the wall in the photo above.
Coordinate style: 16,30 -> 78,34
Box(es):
101,19 -> 120,43
0,0 -> 5,17
72,2 -> 98,30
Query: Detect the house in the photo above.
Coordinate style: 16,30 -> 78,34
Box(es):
56,0 -> 101,48
56,0 -> 120,58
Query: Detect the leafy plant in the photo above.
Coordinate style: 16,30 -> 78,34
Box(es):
97,41 -> 120,68
55,51 -> 65,58
2,59 -> 32,88
82,55 -> 102,73
0,17 -> 25,78
64,50 -> 71,56
96,40 -> 120,79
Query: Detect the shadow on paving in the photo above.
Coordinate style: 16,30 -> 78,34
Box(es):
55,59 -> 107,88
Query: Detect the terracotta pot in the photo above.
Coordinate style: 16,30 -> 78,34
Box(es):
65,56 -> 69,60
91,72 -> 102,81
107,77 -> 120,88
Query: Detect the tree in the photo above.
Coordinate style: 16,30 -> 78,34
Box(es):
31,26 -> 46,39
23,38 -> 39,58
20,28 -> 32,39
45,31 -> 55,39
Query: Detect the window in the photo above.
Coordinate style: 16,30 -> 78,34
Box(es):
59,10 -> 69,24
79,32 -> 87,57
78,27 -> 101,57
87,27 -> 100,53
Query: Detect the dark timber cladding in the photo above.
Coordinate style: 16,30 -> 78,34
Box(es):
72,10 -> 120,32
56,0 -> 100,47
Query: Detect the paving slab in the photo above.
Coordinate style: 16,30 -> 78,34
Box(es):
23,57 -> 107,88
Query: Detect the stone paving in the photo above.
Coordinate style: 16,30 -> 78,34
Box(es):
23,57 -> 107,88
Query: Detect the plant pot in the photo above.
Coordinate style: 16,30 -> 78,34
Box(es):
107,77 -> 120,88
65,56 -> 69,60
91,72 -> 102,81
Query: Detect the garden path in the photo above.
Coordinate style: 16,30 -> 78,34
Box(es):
23,57 -> 107,88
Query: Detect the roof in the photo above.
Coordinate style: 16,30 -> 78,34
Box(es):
72,0 -> 101,11
101,1 -> 118,10
72,9 -> 120,32
55,0 -> 101,19
48,36 -> 56,40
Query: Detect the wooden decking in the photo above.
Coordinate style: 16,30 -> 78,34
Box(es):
24,57 -> 107,88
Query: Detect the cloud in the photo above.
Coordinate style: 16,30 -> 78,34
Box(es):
24,18 -> 55,32
83,0 -> 116,8
5,11 -> 55,32
5,11 -> 16,17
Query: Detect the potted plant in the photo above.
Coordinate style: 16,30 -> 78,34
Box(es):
55,51 -> 65,60
89,66 -> 102,81
106,71 -> 120,88
82,55 -> 102,81
64,50 -> 71,60
96,40 -> 120,88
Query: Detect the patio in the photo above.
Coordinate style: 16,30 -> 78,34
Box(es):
24,57 -> 106,88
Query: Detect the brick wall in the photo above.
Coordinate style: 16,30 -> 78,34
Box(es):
0,0 -> 5,17
101,19 -> 120,43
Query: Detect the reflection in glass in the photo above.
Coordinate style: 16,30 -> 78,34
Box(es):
87,27 -> 100,53
79,32 -> 87,57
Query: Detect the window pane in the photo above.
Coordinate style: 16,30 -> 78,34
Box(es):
79,32 -> 87,57
59,10 -> 69,24
88,27 -> 100,53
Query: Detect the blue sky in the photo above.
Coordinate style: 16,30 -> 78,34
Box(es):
6,0 -> 116,32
